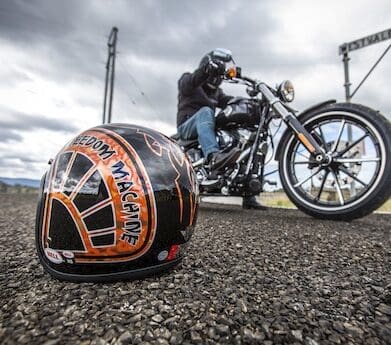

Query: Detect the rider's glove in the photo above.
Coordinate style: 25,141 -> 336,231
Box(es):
205,59 -> 225,77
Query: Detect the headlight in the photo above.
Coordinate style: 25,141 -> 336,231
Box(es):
278,80 -> 295,102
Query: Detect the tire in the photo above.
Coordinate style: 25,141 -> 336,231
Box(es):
278,102 -> 391,220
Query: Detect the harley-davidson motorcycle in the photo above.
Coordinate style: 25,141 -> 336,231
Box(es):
172,59 -> 391,220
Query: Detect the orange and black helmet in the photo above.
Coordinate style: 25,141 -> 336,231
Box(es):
35,124 -> 198,282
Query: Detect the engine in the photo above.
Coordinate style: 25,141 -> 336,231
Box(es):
184,127 -> 263,194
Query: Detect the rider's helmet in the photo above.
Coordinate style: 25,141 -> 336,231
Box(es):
200,48 -> 234,90
35,124 -> 199,282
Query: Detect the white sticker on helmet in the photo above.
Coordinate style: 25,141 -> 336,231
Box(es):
157,250 -> 168,261
44,248 -> 63,264
62,251 -> 75,259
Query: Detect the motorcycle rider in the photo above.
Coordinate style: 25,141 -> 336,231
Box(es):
176,49 -> 266,210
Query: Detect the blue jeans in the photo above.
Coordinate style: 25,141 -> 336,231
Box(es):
177,106 -> 219,158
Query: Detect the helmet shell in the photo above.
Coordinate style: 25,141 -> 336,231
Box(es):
35,124 -> 198,282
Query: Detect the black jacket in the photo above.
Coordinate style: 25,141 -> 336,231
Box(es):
176,66 -> 232,127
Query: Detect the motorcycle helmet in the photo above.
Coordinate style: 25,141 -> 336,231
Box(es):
35,124 -> 199,282
200,48 -> 233,89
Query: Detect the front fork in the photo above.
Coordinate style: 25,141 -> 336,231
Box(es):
258,83 -> 326,162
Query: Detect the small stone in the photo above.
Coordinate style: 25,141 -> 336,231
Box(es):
305,337 -> 320,345
292,329 -> 303,342
261,322 -> 271,336
169,332 -> 183,345
117,331 -> 132,344
216,324 -> 230,336
158,304 -> 171,315
144,329 -> 155,341
90,338 -> 108,345
382,291 -> 391,304
207,327 -> 219,340
144,309 -> 155,317
238,299 -> 248,313
190,330 -> 202,343
377,303 -> 391,316
242,328 -> 254,342
343,323 -> 364,337
8,282 -> 21,288
318,320 -> 330,328
154,328 -> 171,340
152,314 -> 164,323
47,327 -> 62,339
43,341 -> 61,345
328,334 -> 341,344
129,314 -> 142,323
193,322 -> 205,331
371,285 -> 384,294
216,315 -> 234,326
253,330 -> 265,342
332,321 -> 344,333
163,316 -> 179,326
103,328 -> 116,342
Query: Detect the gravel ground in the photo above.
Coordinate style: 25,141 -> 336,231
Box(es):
0,193 -> 390,345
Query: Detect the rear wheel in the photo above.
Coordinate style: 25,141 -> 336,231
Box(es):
279,103 -> 391,220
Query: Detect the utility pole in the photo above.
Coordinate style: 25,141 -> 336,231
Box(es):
339,28 -> 391,197
339,28 -> 391,102
102,27 -> 118,124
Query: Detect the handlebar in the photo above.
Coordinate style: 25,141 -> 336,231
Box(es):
224,67 -> 257,86
224,66 -> 278,99
225,71 -> 262,97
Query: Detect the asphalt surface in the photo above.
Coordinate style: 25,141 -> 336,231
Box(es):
0,193 -> 390,345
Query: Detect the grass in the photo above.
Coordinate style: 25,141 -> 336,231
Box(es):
262,192 -> 391,213
378,198 -> 391,213
262,192 -> 296,209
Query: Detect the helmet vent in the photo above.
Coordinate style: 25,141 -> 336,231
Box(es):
48,199 -> 85,251
73,169 -> 110,213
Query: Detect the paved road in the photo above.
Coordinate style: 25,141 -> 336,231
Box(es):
0,194 -> 390,344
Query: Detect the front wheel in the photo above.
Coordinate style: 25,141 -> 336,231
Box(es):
279,103 -> 391,220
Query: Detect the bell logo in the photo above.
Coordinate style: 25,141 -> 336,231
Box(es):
44,248 -> 63,264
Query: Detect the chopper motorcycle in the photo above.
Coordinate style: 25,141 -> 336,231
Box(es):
172,59 -> 391,220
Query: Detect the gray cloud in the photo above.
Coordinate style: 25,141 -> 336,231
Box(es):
0,152 -> 43,164
0,156 -> 46,175
0,128 -> 23,143
0,0 -> 342,126
0,1 -> 277,86
0,67 -> 33,88
0,107 -> 78,133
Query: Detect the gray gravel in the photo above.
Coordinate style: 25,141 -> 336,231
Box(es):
0,193 -> 390,345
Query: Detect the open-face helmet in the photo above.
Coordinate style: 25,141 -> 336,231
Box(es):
35,124 -> 198,282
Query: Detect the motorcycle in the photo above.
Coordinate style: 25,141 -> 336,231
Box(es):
172,62 -> 391,220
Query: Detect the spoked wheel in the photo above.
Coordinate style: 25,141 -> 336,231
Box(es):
279,103 -> 391,220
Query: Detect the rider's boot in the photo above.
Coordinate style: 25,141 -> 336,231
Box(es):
242,196 -> 267,210
208,148 -> 241,171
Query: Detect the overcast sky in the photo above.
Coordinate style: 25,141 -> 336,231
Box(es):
0,0 -> 390,179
